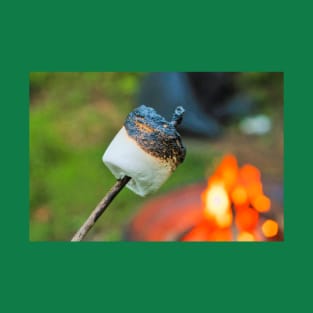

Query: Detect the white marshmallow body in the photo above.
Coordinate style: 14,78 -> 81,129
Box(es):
102,127 -> 172,196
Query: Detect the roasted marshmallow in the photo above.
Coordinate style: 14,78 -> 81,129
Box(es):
102,105 -> 186,196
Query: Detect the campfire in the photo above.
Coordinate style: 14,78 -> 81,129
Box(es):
126,154 -> 283,242
181,154 -> 280,241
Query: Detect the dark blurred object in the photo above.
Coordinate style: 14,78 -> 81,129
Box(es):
138,72 -> 255,138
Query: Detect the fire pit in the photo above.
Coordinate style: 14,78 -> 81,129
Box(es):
125,155 -> 284,241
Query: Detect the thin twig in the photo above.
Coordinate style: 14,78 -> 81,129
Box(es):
71,176 -> 131,241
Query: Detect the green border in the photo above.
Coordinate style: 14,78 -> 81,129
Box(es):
2,1 -> 311,312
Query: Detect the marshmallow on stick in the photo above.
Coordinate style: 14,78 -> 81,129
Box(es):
71,105 -> 185,241
103,105 -> 186,196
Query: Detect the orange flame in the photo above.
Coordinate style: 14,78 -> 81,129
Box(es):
252,194 -> 271,213
202,183 -> 232,228
231,185 -> 248,206
235,207 -> 259,231
214,154 -> 238,191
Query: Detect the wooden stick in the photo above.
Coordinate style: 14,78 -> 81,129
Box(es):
71,176 -> 131,241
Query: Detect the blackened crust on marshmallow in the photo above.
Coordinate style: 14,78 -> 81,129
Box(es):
124,105 -> 186,170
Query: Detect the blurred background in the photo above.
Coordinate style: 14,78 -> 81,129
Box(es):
29,72 -> 283,241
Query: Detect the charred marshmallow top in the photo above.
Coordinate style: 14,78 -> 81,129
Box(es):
124,105 -> 186,170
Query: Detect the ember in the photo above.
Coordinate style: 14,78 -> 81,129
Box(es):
261,219 -> 279,238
